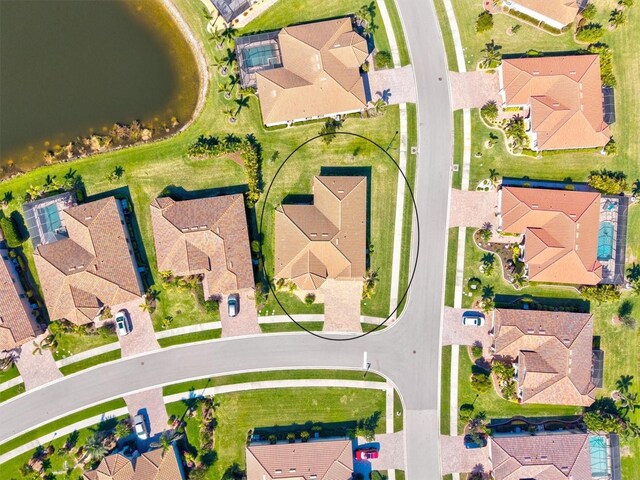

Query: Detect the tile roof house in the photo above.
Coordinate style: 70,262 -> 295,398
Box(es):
0,248 -> 41,351
150,194 -> 254,299
489,432 -> 592,479
498,55 -> 610,151
275,176 -> 366,290
492,309 -> 596,406
501,0 -> 579,29
255,17 -> 369,126
498,186 -> 602,285
33,197 -> 144,325
246,439 -> 354,480
83,444 -> 186,480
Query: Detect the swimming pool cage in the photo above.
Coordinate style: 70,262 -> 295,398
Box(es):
236,31 -> 282,88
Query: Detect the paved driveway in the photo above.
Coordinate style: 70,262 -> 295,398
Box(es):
115,299 -> 160,357
442,307 -> 492,351
368,65 -> 417,105
220,290 -> 260,338
449,189 -> 499,229
15,332 -> 62,390
368,432 -> 405,471
321,279 -> 363,333
449,70 -> 501,110
440,435 -> 490,476
124,388 -> 169,448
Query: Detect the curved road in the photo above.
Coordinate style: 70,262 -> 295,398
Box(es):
0,0 -> 452,477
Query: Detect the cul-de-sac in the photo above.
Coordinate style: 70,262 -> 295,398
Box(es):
0,0 -> 639,479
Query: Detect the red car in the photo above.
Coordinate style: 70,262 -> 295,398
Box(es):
355,447 -> 379,460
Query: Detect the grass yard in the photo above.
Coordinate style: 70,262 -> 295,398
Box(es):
0,384 -> 24,404
451,109 -> 463,189
440,346 -> 452,435
382,0 -> 410,65
53,331 -> 117,361
457,347 -> 581,433
394,389 -> 404,432
444,228 -> 459,307
0,0 -> 405,357
157,329 -> 221,348
167,387 -> 386,479
433,0 -> 458,72
59,350 -> 121,376
0,365 -> 19,384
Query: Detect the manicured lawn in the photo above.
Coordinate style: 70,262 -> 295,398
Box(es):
397,103 -> 418,315
0,0 -> 405,355
59,350 -> 121,376
53,331 -> 117,361
457,347 -> 581,433
0,398 -> 126,457
451,109 -> 463,189
393,389 -> 404,432
440,345 -> 452,435
157,329 -> 221,348
433,0 -> 458,72
382,0 -> 411,65
162,369 -> 385,396
0,384 -> 24,404
444,228 -> 459,307
167,387 -> 386,478
0,365 -> 19,384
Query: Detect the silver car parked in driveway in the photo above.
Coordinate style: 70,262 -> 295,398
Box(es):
133,414 -> 148,440
115,310 -> 131,336
227,294 -> 239,317
462,311 -> 485,327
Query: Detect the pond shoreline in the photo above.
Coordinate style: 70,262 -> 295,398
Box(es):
1,0 -> 210,183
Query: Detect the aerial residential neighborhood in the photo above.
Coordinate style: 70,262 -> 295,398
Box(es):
0,0 -> 639,479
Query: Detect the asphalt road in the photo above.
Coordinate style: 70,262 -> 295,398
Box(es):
0,0 -> 453,477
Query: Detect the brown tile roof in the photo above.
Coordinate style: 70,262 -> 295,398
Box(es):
490,432 -> 591,480
34,197 -> 144,325
508,0 -> 579,27
275,176 -> 366,290
0,248 -> 40,351
500,187 -> 602,285
256,17 -> 368,125
493,309 -> 596,406
501,55 -> 610,150
246,439 -> 354,480
83,445 -> 185,480
150,194 -> 254,298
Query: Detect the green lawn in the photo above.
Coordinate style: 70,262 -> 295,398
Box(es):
0,365 -> 19,384
59,350 -> 121,376
167,387 -> 386,478
433,0 -> 458,72
457,347 -> 581,433
53,331 -> 117,361
451,109 -> 463,189
157,329 -> 221,348
444,228 -> 459,307
0,398 -> 125,457
440,345 -> 452,435
393,389 -> 404,432
0,384 -> 24,404
382,0 -> 411,65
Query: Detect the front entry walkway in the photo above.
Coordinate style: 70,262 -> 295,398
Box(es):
220,290 -> 260,338
440,435 -> 490,476
449,189 -> 499,229
114,299 -> 160,358
449,71 -> 501,110
368,65 -> 417,105
15,332 -> 62,390
321,279 -> 363,333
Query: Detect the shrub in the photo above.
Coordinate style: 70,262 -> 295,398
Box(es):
470,372 -> 492,393
0,215 -> 22,248
480,101 -> 499,123
604,138 -> 617,156
581,3 -> 597,20
609,9 -> 627,27
300,431 -> 310,442
575,23 -> 605,42
304,293 -> 316,305
580,284 -> 621,304
475,10 -> 494,32
511,24 -> 521,34
286,433 -> 295,443
459,404 -> 475,422
471,344 -> 483,359
374,50 -> 393,69
467,277 -> 482,291
588,169 -> 627,194
587,43 -> 616,87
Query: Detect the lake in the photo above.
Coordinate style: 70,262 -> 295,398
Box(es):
0,0 -> 199,175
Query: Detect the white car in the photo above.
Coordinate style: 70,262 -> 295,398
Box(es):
115,310 -> 131,336
462,312 -> 485,327
228,294 -> 239,317
133,414 -> 148,440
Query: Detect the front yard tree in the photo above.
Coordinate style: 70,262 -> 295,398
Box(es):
475,11 -> 494,33
580,284 -> 621,304
575,23 -> 605,42
480,40 -> 502,68
480,101 -> 499,123
582,3 -> 597,19
609,9 -> 627,28
320,118 -> 344,145
588,169 -> 628,194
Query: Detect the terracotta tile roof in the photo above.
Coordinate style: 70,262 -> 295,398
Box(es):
255,17 -> 368,125
0,248 -> 40,351
246,439 -> 354,480
493,309 -> 596,406
83,445 -> 185,480
150,194 -> 254,298
34,197 -> 144,325
501,55 -> 610,150
490,432 -> 591,480
508,0 -> 579,27
500,187 -> 602,285
275,176 -> 366,290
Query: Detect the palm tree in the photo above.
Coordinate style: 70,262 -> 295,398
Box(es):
44,174 -> 59,191
620,391 -> 639,412
220,25 -> 238,46
223,107 -> 237,124
220,48 -> 237,69
209,29 -> 225,50
373,98 -> 387,115
32,335 -> 57,356
218,81 -> 233,100
234,95 -> 250,117
632,179 -> 640,197
616,375 -> 634,393
489,168 -> 500,184
26,184 -> 42,200
512,272 -> 527,288
480,40 -> 502,69
84,434 -> 107,461
151,430 -> 184,456
139,300 -> 151,313
609,8 -> 627,28
0,352 -> 18,372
